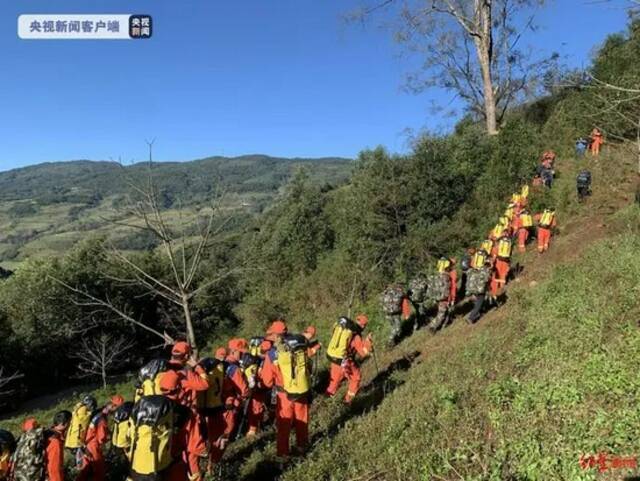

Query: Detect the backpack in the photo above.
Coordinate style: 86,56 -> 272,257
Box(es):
136,359 -> 169,399
481,239 -> 493,254
249,336 -> 265,357
112,401 -> 134,449
426,273 -> 451,301
12,428 -> 45,481
197,358 -> 225,411
466,268 -> 491,296
380,285 -> 404,315
539,210 -> 555,228
471,250 -> 488,269
408,277 -> 428,303
326,317 -> 362,363
64,402 -> 92,449
577,170 -> 592,187
0,430 -> 15,480
497,237 -> 512,259
520,213 -> 533,228
276,334 -> 310,399
239,352 -> 261,381
128,395 -> 175,477
436,258 -> 451,273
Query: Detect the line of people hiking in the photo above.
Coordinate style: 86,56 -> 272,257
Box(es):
0,315 -> 374,481
382,153 -> 572,344
0,147 -> 594,481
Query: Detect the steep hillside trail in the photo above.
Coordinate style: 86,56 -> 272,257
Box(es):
225,151 -> 638,481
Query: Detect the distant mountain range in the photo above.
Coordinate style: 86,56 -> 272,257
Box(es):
0,155 -> 353,269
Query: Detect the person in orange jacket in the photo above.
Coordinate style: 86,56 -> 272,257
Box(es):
303,326 -> 322,358
207,339 -> 250,470
325,314 -> 373,404
245,340 -> 273,437
590,128 -> 603,156
513,207 -> 533,253
165,341 -> 210,481
260,320 -> 311,461
44,411 -> 72,481
489,233 -> 512,301
535,209 -> 557,254
158,371 -> 198,481
76,396 -> 122,481
430,259 -> 458,332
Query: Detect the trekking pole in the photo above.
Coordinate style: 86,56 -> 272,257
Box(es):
372,347 -> 380,377
234,397 -> 251,441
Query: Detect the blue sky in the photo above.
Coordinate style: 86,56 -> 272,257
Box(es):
0,0 -> 631,171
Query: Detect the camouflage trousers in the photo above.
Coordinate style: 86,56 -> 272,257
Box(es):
386,313 -> 402,343
429,302 -> 451,332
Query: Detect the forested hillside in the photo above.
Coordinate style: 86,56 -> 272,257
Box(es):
0,155 -> 351,269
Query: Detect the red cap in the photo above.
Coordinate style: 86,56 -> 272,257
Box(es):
304,326 -> 316,338
228,338 -> 248,353
22,418 -> 38,431
110,395 -> 125,407
214,347 -> 227,360
356,314 -> 369,328
159,370 -> 181,392
171,341 -> 191,358
266,320 -> 287,335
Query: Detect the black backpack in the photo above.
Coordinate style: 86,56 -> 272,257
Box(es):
0,429 -> 15,454
577,170 -> 592,187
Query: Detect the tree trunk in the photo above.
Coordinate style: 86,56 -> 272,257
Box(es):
181,294 -> 198,353
474,0 -> 499,135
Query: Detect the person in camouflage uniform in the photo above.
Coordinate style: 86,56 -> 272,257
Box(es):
465,257 -> 492,324
380,284 -> 405,345
408,276 -> 428,332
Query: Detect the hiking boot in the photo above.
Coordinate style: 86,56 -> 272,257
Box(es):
291,445 -> 308,457
274,455 -> 289,468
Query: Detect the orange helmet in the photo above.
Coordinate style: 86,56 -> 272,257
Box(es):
110,395 -> 125,408
22,418 -> 38,432
304,326 -> 317,338
214,347 -> 227,360
356,314 -> 369,328
171,341 -> 191,358
266,320 -> 288,335
228,338 -> 249,353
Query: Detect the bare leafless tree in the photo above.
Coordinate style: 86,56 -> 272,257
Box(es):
53,141 -> 243,353
0,367 -> 23,396
350,0 -> 554,135
73,332 -> 134,388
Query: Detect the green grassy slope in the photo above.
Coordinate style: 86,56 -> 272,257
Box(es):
230,151 -> 640,481
0,155 -> 352,268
